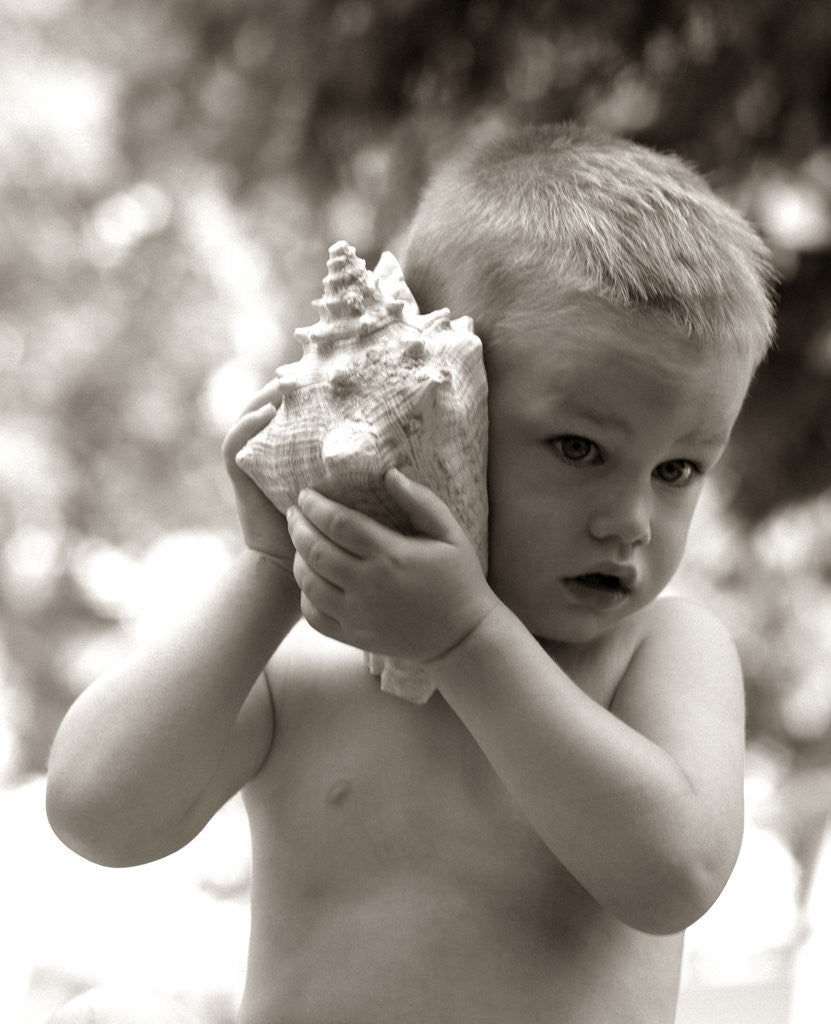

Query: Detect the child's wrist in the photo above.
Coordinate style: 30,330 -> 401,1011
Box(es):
241,546 -> 297,592
426,599 -> 502,678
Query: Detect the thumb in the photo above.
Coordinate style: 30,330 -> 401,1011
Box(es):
384,468 -> 461,541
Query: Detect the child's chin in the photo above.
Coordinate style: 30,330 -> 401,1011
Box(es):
537,604 -> 640,647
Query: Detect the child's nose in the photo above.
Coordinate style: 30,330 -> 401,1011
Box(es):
588,484 -> 652,547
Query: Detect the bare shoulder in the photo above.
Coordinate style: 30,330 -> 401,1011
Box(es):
266,618 -> 367,680
640,592 -> 739,647
612,594 -> 745,774
263,619 -> 375,714
549,595 -> 736,711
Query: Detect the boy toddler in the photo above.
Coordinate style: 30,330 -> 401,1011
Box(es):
46,122 -> 775,1024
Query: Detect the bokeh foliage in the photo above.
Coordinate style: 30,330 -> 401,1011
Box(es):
2,0 -> 831,794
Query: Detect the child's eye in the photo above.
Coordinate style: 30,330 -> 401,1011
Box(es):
550,435 -> 602,466
655,460 -> 700,486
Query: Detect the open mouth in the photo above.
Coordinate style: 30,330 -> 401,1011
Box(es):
568,573 -> 629,594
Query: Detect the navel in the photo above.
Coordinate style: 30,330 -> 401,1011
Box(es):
325,778 -> 353,806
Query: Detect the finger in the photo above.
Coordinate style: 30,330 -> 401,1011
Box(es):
287,506 -> 359,587
384,468 -> 461,541
236,379 -> 284,417
296,489 -> 393,559
293,552 -> 345,615
299,592 -> 345,643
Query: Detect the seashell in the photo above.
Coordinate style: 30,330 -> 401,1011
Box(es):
236,240 -> 489,703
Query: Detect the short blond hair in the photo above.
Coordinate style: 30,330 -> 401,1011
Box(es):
403,122 -> 775,371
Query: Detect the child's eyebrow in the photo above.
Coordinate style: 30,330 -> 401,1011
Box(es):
557,400 -> 731,451
555,400 -> 630,436
676,426 -> 733,450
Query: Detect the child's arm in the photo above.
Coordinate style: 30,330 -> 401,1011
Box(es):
287,470 -> 745,935
426,595 -> 745,936
47,392 -> 301,867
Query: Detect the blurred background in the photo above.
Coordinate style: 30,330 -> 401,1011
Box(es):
1,0 -> 830,1021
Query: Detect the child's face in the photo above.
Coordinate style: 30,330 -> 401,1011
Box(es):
485,294 -> 751,647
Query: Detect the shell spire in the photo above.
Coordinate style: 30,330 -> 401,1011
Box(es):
294,241 -> 405,350
236,240 -> 489,704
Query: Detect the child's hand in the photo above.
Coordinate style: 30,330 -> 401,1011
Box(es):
221,382 -> 295,575
286,468 -> 498,663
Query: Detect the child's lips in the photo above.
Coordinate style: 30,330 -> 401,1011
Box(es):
562,564 -> 637,605
571,573 -> 628,592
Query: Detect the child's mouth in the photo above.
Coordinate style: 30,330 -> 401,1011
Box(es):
570,573 -> 628,593
563,563 -> 637,608
562,571 -> 636,610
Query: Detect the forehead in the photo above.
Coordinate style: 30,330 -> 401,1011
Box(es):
488,293 -> 751,436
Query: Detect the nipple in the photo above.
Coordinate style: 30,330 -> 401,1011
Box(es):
325,778 -> 352,807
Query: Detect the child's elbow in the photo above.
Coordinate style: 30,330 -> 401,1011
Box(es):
46,765 -> 139,868
47,771 -> 103,865
618,880 -> 717,936
614,845 -> 739,935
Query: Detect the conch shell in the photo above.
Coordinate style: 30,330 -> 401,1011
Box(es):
236,240 -> 488,703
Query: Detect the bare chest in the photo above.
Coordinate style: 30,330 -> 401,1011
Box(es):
245,622 -> 645,894
239,629 -> 681,1024
247,659 -> 556,897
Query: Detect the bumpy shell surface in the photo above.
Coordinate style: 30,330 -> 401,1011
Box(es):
236,240 -> 488,703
